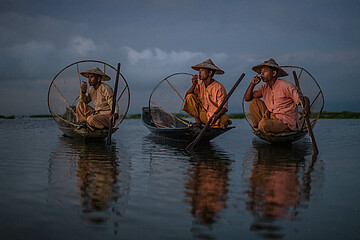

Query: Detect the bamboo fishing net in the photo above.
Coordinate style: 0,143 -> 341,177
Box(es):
148,73 -> 194,128
48,60 -> 130,130
242,66 -> 324,131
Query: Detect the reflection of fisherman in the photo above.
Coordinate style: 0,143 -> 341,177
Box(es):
182,59 -> 232,129
47,137 -> 129,226
76,146 -> 118,212
247,162 -> 301,220
244,141 -> 315,238
76,67 -> 119,129
244,58 -> 310,134
185,159 -> 229,226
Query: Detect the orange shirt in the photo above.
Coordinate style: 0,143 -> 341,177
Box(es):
253,79 -> 300,130
195,79 -> 228,120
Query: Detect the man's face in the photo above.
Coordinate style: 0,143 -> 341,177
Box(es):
260,67 -> 276,82
198,68 -> 211,80
88,74 -> 101,86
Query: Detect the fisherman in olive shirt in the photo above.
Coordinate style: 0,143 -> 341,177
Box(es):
76,67 -> 119,129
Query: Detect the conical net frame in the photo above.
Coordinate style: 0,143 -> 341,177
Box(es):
47,60 -> 130,129
242,66 -> 324,131
148,73 -> 194,128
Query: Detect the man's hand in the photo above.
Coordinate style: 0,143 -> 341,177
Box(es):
110,113 -> 119,125
192,74 -> 198,85
209,108 -> 226,126
302,96 -> 311,118
81,82 -> 88,94
251,75 -> 261,86
244,75 -> 260,102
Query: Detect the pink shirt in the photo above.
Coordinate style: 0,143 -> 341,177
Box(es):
253,79 -> 301,130
195,79 -> 228,120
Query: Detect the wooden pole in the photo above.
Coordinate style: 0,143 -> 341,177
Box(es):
107,63 -> 121,145
292,71 -> 319,156
186,73 -> 245,152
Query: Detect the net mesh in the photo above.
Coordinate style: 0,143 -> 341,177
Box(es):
242,66 -> 324,130
149,73 -> 194,128
48,60 -> 130,129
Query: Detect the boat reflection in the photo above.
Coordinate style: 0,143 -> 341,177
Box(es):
243,139 -> 324,239
48,137 -> 130,231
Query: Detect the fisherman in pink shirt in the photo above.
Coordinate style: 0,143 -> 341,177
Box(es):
244,58 -> 310,134
182,59 -> 232,129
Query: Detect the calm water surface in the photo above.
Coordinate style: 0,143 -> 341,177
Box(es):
0,118 -> 359,240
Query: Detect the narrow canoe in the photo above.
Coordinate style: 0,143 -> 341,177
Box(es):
253,128 -> 308,143
57,124 -> 118,139
142,107 -> 234,142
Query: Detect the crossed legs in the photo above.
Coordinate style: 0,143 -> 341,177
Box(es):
249,98 -> 290,134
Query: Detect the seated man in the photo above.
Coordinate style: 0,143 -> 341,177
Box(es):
244,58 -> 310,134
76,67 -> 119,129
182,59 -> 232,129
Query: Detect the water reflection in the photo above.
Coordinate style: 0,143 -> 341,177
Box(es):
186,143 -> 231,228
48,137 -> 131,231
243,139 -> 324,239
143,135 -> 231,239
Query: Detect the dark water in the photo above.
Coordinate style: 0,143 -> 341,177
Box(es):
0,118 -> 359,240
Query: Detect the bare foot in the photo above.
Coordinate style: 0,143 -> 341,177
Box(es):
253,130 -> 261,135
189,122 -> 202,127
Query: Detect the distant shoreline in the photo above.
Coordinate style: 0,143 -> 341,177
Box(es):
1,111 -> 360,119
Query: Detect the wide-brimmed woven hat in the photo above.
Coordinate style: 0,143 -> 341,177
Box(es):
191,59 -> 224,75
252,58 -> 288,77
80,67 -> 111,81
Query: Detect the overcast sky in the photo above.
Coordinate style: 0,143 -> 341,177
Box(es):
0,0 -> 359,115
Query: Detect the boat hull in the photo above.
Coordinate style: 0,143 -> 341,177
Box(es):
142,107 -> 234,142
58,125 -> 117,139
254,129 -> 307,143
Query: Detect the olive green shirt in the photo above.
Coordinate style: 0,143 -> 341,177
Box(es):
80,83 -> 119,114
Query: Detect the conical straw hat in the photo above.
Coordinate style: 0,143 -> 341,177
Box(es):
191,59 -> 224,75
80,67 -> 111,81
252,58 -> 288,77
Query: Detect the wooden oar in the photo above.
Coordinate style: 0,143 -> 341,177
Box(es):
292,71 -> 319,156
106,63 -> 121,145
186,73 -> 245,152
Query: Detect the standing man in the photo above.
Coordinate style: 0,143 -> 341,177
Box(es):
182,59 -> 232,129
76,67 -> 119,129
244,58 -> 310,134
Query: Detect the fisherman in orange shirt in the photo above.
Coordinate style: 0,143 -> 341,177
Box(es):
182,59 -> 232,129
244,58 -> 310,134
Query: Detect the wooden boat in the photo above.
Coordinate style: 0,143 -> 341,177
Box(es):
253,128 -> 308,143
142,107 -> 234,142
57,125 -> 118,139
47,60 -> 130,139
243,66 -> 324,143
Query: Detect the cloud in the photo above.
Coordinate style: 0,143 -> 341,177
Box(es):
0,36 -> 107,81
69,36 -> 97,56
121,46 -> 230,90
125,47 -> 228,66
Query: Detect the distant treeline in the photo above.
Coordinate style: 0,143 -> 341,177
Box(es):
1,111 -> 360,119
123,111 -> 360,119
318,111 -> 360,119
